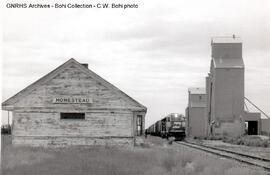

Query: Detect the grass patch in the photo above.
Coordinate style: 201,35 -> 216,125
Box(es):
222,135 -> 269,147
2,136 -> 267,175
193,134 -> 269,148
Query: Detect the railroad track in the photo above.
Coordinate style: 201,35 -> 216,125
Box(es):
175,141 -> 270,172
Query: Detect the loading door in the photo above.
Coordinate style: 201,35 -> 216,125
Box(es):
247,121 -> 258,135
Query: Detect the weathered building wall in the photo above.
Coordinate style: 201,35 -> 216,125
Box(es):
261,119 -> 270,135
13,63 -> 140,109
13,111 -> 132,136
13,136 -> 134,147
188,107 -> 207,137
187,88 -> 208,137
212,43 -> 242,59
3,59 -> 147,147
210,68 -> 245,137
213,68 -> 244,122
213,119 -> 244,137
208,37 -> 245,137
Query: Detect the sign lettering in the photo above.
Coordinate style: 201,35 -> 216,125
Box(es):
53,97 -> 93,104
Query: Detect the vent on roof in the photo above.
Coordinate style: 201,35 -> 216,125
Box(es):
81,63 -> 88,69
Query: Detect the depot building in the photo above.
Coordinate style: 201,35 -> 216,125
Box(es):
2,58 -> 147,147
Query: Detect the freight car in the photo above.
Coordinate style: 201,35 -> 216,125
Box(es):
147,113 -> 186,140
147,124 -> 155,135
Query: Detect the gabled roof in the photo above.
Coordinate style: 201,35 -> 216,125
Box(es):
188,87 -> 206,108
188,87 -> 206,94
213,58 -> 244,69
2,58 -> 147,111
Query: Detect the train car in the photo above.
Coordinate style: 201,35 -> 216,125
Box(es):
147,113 -> 186,140
160,117 -> 167,138
166,113 -> 186,140
155,120 -> 162,136
147,123 -> 155,135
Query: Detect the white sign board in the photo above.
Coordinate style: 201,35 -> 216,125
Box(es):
53,97 -> 93,104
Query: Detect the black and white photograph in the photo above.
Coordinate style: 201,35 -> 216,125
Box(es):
1,0 -> 270,174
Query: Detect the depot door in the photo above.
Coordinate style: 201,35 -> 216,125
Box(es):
136,115 -> 143,136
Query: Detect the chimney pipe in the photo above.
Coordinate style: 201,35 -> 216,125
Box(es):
81,63 -> 88,69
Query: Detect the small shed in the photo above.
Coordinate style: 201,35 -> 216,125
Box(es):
244,112 -> 261,135
2,58 -> 147,147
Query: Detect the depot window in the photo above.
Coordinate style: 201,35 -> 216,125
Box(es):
60,113 -> 85,120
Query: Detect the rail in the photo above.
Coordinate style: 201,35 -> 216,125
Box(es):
175,141 -> 270,172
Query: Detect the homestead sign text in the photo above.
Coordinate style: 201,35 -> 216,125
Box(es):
53,97 -> 93,104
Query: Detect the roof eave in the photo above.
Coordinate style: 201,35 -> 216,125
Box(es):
215,66 -> 244,69
2,58 -> 147,111
1,105 -> 14,111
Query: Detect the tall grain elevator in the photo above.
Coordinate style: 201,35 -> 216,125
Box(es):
206,36 -> 245,137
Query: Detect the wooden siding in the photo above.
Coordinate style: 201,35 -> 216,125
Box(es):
13,63 -> 143,110
13,111 -> 132,137
5,61 -> 146,146
13,136 -> 134,147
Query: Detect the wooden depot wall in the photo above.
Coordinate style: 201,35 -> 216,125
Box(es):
2,59 -> 147,147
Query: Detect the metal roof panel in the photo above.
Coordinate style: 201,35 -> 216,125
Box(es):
188,87 -> 206,94
213,58 -> 244,68
190,102 -> 207,108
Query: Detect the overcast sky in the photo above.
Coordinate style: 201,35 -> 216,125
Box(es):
1,0 -> 270,126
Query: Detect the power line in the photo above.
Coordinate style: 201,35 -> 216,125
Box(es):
244,101 -> 249,112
